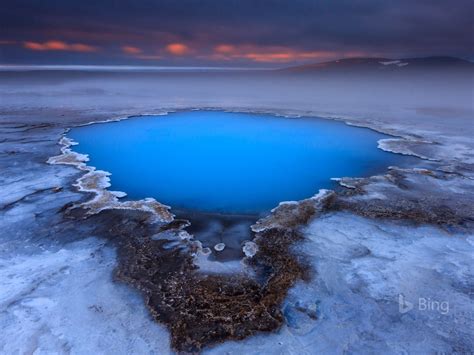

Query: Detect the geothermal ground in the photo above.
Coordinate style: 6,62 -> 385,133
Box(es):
1,69 -> 473,353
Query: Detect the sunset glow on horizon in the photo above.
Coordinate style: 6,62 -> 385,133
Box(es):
1,0 -> 472,66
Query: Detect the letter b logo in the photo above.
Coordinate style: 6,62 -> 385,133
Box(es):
399,294 -> 413,314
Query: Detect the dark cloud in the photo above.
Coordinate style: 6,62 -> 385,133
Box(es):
1,0 -> 473,65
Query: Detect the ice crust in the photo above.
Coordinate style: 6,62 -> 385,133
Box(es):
208,214 -> 474,354
0,238 -> 171,354
1,69 -> 473,353
47,136 -> 174,223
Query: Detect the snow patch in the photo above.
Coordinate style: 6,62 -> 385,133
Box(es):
214,243 -> 226,252
242,241 -> 258,258
194,247 -> 249,274
380,60 -> 401,65
0,238 -> 171,354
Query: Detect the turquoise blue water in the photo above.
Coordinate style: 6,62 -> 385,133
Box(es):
69,111 -> 406,214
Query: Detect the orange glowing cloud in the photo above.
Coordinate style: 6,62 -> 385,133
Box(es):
69,43 -> 96,52
165,43 -> 190,56
242,51 -> 336,63
210,44 -> 342,63
122,45 -> 142,54
243,52 -> 294,62
23,40 -> 97,52
214,44 -> 235,54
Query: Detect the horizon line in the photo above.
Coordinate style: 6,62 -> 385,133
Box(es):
0,55 -> 471,72
0,64 -> 274,72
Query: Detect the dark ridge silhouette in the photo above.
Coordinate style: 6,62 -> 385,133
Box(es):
280,56 -> 474,73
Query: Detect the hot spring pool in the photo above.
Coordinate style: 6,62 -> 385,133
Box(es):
68,111 -> 408,214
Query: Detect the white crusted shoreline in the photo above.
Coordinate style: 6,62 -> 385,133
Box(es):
47,136 -> 174,223
47,107 -> 431,223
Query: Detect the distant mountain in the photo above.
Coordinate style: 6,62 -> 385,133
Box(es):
280,56 -> 473,73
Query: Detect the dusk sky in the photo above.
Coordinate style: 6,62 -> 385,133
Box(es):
1,0 -> 473,67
